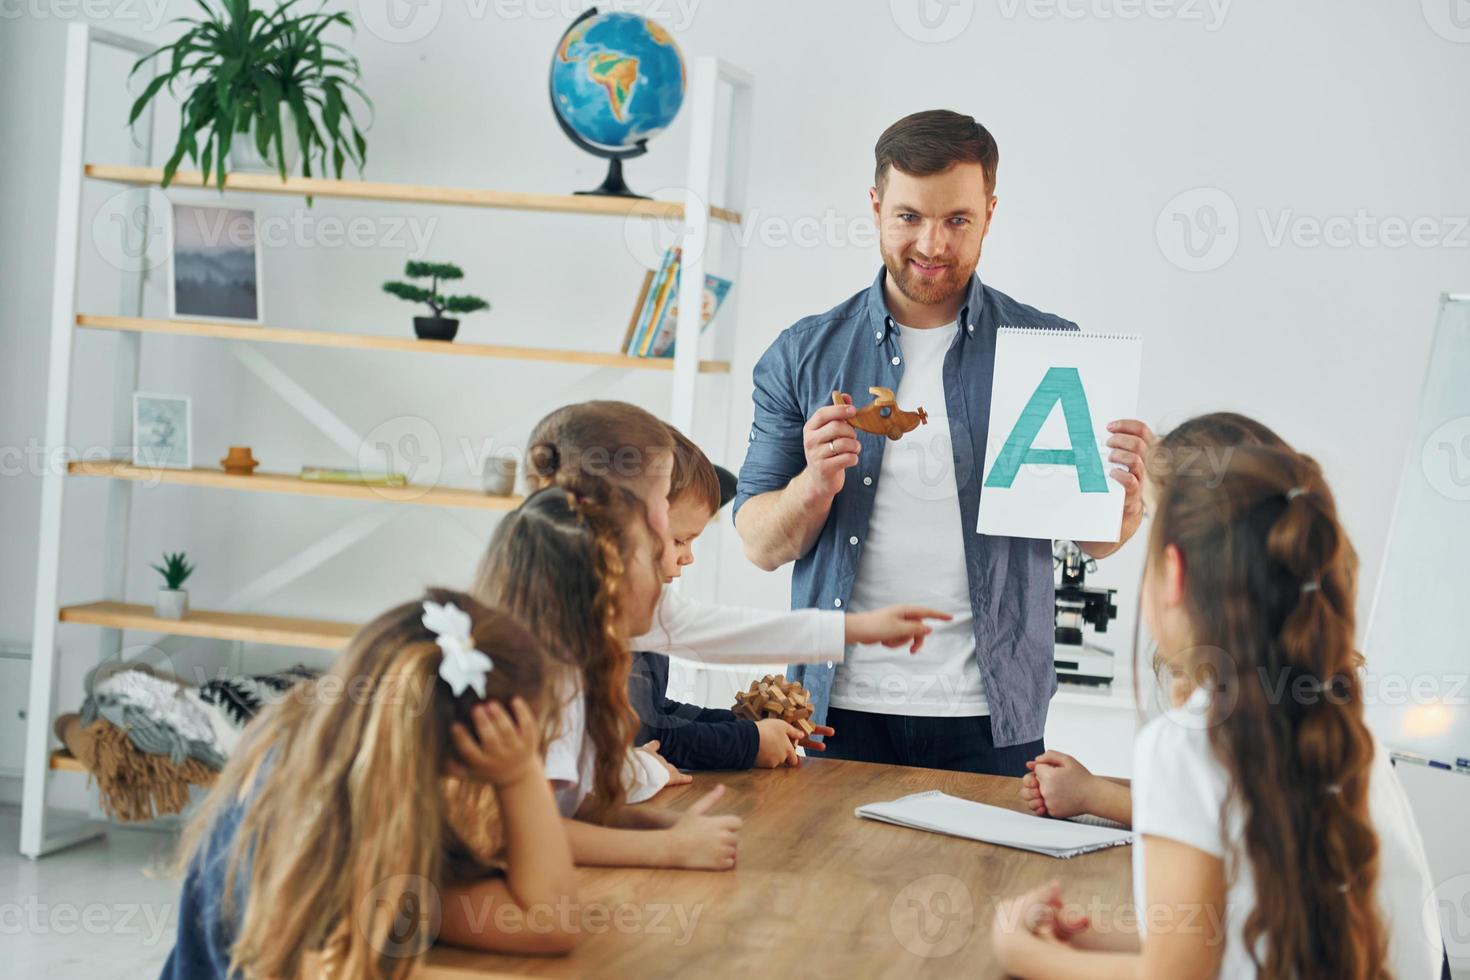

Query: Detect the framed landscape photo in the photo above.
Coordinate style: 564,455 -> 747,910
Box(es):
168,202 -> 263,323
132,392 -> 193,470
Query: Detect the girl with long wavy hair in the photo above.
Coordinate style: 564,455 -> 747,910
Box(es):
992,445 -> 1441,979
474,475 -> 744,870
162,589 -> 579,980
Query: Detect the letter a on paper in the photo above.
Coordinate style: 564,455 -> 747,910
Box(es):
983,367 -> 1107,493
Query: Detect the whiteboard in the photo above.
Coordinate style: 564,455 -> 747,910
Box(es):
1363,295 -> 1470,773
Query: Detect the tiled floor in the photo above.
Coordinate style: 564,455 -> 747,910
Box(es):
1,807 -> 179,979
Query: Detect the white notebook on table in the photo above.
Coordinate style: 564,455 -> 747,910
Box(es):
977,327 -> 1143,542
855,790 -> 1132,859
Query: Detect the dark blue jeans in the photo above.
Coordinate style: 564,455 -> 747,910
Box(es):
822,706 -> 1042,777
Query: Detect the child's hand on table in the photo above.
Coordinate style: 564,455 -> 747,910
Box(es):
662,784 -> 741,870
638,740 -> 694,787
1020,750 -> 1100,819
448,697 -> 543,788
845,605 -> 953,653
991,880 -> 1091,970
754,718 -> 802,768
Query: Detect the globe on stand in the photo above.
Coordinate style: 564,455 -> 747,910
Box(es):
549,8 -> 686,198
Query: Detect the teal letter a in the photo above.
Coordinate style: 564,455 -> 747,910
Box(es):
984,367 -> 1108,493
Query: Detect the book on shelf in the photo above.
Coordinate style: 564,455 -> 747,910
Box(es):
626,247 -> 676,356
620,267 -> 657,355
623,246 -> 734,358
641,248 -> 682,356
300,467 -> 408,487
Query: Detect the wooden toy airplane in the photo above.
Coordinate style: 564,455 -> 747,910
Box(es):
832,387 -> 928,440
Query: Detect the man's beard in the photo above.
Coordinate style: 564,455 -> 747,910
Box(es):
880,243 -> 976,308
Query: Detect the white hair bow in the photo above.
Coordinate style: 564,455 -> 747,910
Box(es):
423,600 -> 494,698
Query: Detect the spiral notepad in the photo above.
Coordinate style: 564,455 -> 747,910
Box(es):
977,327 -> 1143,542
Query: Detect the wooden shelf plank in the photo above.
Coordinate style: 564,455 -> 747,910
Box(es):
75,314 -> 731,374
84,164 -> 743,225
68,459 -> 523,510
50,750 -> 86,773
59,601 -> 356,650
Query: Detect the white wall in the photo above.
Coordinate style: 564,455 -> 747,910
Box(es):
2,1 -> 1467,961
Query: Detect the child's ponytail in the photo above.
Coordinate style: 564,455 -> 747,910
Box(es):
1249,474 -> 1386,979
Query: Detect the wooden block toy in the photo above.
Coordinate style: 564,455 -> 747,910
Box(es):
832,387 -> 928,440
732,674 -> 818,740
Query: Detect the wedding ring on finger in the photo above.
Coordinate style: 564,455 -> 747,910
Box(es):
828,441 -> 836,456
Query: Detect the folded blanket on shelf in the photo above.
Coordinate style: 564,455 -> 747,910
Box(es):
55,712 -> 215,823
61,660 -> 319,821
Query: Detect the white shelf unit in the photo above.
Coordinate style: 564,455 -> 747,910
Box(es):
21,22 -> 753,858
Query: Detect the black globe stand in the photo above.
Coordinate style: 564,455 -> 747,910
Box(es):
550,90 -> 651,199
578,154 -> 644,199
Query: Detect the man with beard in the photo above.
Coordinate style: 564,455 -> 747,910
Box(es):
732,110 -> 1152,776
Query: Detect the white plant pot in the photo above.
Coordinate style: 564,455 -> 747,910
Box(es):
155,588 -> 189,620
228,121 -> 301,176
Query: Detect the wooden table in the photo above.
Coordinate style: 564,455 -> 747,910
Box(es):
420,758 -> 1132,979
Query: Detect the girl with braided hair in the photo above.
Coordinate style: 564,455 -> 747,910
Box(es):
992,443 -> 1442,979
474,475 -> 743,870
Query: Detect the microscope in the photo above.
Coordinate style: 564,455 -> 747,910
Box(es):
1053,540 -> 1119,687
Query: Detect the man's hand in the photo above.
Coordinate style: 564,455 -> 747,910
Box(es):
845,605 -> 953,653
1079,418 -> 1156,559
737,404 -> 866,572
753,718 -> 802,768
798,403 -> 861,502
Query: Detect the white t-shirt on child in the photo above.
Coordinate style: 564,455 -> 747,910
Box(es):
634,586 -> 846,666
1131,687 -> 1443,978
544,688 -> 669,818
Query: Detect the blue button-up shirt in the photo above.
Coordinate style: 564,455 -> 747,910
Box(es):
733,268 -> 1079,747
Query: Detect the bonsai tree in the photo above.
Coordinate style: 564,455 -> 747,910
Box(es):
151,552 -> 195,591
127,0 -> 371,195
383,262 -> 490,320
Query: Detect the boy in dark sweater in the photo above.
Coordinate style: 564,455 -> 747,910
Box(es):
629,429 -> 832,770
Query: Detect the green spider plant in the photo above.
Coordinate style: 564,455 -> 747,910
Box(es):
127,0 -> 372,198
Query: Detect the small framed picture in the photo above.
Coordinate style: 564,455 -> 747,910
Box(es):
133,392 -> 193,470
168,202 -> 263,323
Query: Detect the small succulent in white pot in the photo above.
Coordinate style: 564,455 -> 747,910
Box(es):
151,551 -> 194,620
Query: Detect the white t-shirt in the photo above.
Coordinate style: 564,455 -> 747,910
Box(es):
831,320 -> 985,717
635,586 -> 846,666
1132,687 -> 1443,978
544,687 -> 669,818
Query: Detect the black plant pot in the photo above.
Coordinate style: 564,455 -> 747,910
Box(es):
413,316 -> 459,342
